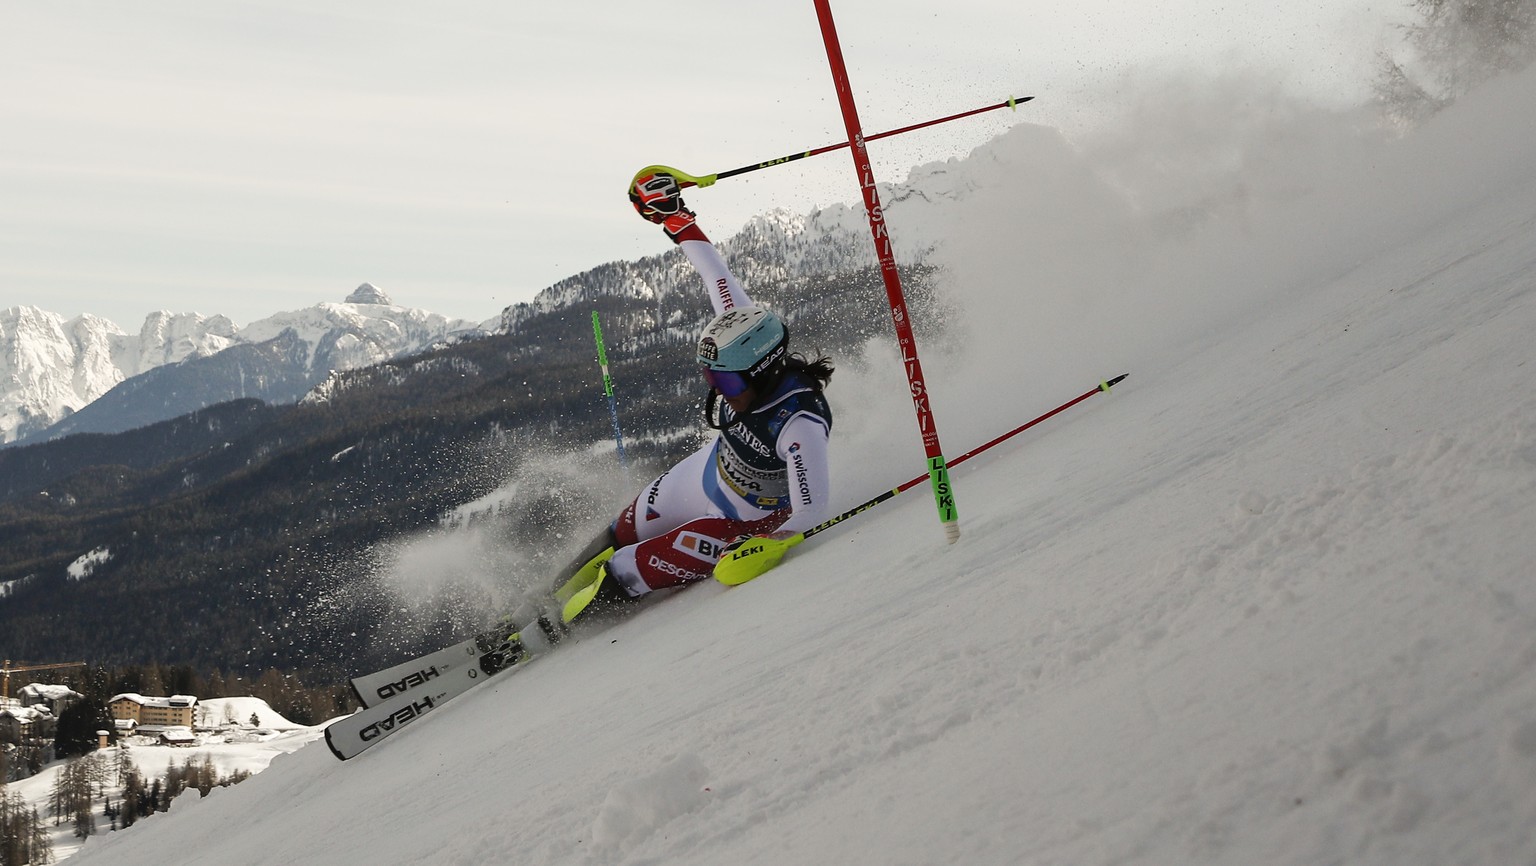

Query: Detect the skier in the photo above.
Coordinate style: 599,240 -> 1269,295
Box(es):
336,180 -> 843,758
558,171 -> 835,612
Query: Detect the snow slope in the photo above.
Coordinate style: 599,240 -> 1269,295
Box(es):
65,69 -> 1536,865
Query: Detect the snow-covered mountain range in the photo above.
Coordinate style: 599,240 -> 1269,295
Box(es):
0,308 -> 234,444
493,161 -> 976,335
0,284 -> 480,445
4,144 -> 981,449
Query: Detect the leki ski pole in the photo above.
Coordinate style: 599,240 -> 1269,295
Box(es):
630,95 -> 1031,192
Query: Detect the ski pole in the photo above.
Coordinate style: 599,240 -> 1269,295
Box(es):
631,95 -> 1032,191
815,0 -> 961,544
713,374 -> 1128,586
592,311 -> 628,471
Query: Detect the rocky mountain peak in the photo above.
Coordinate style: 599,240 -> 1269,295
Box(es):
345,283 -> 393,306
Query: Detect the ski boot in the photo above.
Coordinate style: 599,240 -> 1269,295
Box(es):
475,624 -> 527,675
475,609 -> 566,675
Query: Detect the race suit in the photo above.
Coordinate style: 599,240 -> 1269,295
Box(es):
605,230 -> 832,595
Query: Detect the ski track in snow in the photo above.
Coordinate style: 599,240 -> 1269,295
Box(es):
62,71 -> 1536,866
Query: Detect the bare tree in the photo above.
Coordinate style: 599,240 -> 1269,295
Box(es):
1378,0 -> 1536,125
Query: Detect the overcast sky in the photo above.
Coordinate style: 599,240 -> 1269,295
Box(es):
1,1 -> 1400,329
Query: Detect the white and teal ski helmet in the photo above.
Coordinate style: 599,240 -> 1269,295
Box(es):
696,306 -> 788,378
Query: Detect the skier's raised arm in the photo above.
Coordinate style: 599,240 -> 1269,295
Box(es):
630,171 -> 752,314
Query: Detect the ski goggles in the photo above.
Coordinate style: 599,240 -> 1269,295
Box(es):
701,367 -> 750,397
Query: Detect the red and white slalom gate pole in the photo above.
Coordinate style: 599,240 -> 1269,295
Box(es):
813,0 -> 960,544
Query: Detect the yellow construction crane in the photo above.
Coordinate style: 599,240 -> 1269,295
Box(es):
1,659 -> 86,702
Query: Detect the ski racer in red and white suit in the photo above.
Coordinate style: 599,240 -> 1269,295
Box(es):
599,173 -> 834,597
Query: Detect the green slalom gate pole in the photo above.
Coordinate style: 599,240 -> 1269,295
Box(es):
714,375 -> 1128,586
592,311 -> 628,471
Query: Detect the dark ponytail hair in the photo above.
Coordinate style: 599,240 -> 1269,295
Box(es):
785,352 -> 834,388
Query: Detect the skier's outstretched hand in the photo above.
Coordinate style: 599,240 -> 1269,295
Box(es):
630,171 -> 698,241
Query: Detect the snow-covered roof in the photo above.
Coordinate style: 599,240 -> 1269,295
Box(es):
0,706 -> 51,723
18,683 -> 82,702
110,693 -> 199,708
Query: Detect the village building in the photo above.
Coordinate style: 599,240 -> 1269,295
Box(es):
108,693 -> 199,729
158,726 -> 197,747
0,705 -> 57,745
17,682 -> 83,716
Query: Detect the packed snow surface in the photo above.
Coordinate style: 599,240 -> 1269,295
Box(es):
67,68 -> 1536,865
